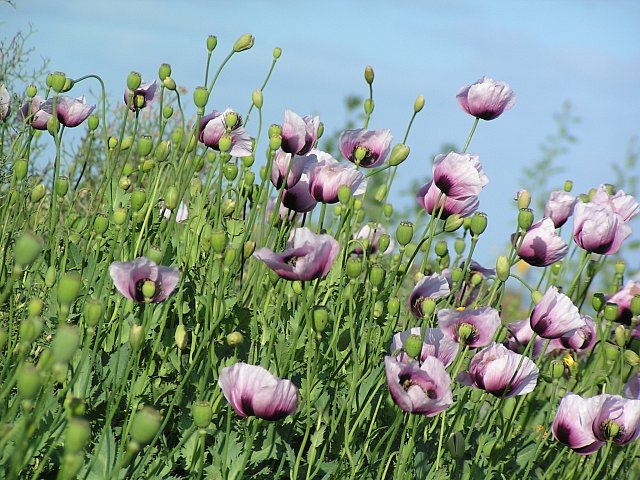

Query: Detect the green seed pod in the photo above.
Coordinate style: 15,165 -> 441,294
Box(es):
243,241 -> 256,260
141,280 -> 156,300
414,95 -> 425,113
387,144 -> 410,167
158,63 -> 172,81
155,140 -> 171,162
31,184 -> 46,203
162,104 -> 173,119
252,90 -> 263,109
364,65 -> 374,85
26,84 -> 37,98
218,134 -> 232,153
346,257 -> 362,278
206,35 -> 217,52
364,98 -> 374,115
496,256 -> 510,282
52,324 -> 80,364
242,155 -> 255,168
396,221 -> 414,246
64,418 -> 91,453
450,268 -> 464,286
422,298 -> 437,319
130,406 -> 162,446
382,203 -> 393,218
137,135 -> 153,157
369,264 -> 385,287
388,297 -> 400,315
233,33 -> 255,52
93,214 -> 109,235
312,308 -> 329,333
131,189 -> 146,212
17,363 -> 41,399
192,400 -> 213,428
129,324 -> 144,350
604,302 -> 619,322
273,47 -> 282,59
226,331 -> 244,347
193,86 -> 209,109
120,135 -> 133,151
223,163 -> 238,181
404,334 -> 423,360
624,350 -> 640,367
244,170 -> 255,186
211,230 -> 227,254
470,212 -> 488,236
84,298 -> 103,327
517,208 -> 534,231
126,71 -> 142,91
87,115 -> 99,131
112,207 -> 128,225
292,281 -> 304,295
550,360 -> 565,379
19,316 -> 43,345
564,180 -> 573,192
268,124 -> 282,137
59,452 -> 84,480
269,134 -> 282,151
604,343 -> 619,361
592,293 -> 606,312
28,298 -> 43,317
50,71 -> 67,93
14,159 -> 28,180
434,240 -> 448,258
57,272 -> 82,306
377,234 -> 391,255
174,324 -> 187,350
14,231 -> 43,267
631,296 -> 640,317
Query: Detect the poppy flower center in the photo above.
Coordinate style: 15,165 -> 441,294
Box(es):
225,112 -> 242,131
457,322 -> 478,344
135,278 -> 158,301
599,419 -> 622,441
352,145 -> 373,166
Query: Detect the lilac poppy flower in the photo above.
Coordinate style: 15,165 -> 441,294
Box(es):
390,327 -> 458,367
218,362 -> 299,420
624,374 -> 640,400
352,224 -> 394,255
544,191 -> 576,228
608,281 -> 640,324
199,108 -> 252,157
51,96 -> 95,127
282,173 -> 318,213
384,356 -> 453,416
432,152 -> 488,199
550,316 -> 596,352
19,97 -> 49,130
590,184 -> 639,223
162,201 -> 188,223
504,319 -> 549,359
308,150 -> 366,203
573,202 -> 631,255
408,273 -> 451,318
530,286 -> 585,339
270,150 -> 311,189
416,180 -> 480,219
281,110 -> 320,156
124,79 -> 157,111
552,393 -> 640,455
339,128 -> 392,168
437,306 -> 501,348
253,227 -> 339,281
517,218 -> 569,267
109,257 -> 180,303
456,76 -> 516,121
0,84 -> 10,121
458,343 -> 538,398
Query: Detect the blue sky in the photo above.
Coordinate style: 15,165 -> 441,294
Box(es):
3,0 -> 640,266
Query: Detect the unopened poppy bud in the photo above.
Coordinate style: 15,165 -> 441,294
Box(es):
604,343 -> 619,361
382,203 -> 393,218
496,256 -> 510,282
112,207 -> 128,225
119,136 -> 133,151
450,268 -> 464,286
221,199 -> 236,217
364,98 -> 374,115
604,302 -> 619,322
211,230 -> 227,254
516,190 -> 531,209
175,324 -> 187,350
50,71 -> 67,93
192,400 -> 212,428
624,350 -> 640,367
126,71 -> 142,91
17,364 -> 41,400
130,406 -> 161,446
292,281 -> 303,295
84,116 -> 99,133
531,290 -> 543,304
28,298 -> 43,317
414,95 -> 425,113
404,334 -> 423,360
377,234 -> 391,255
369,264 -> 385,286
93,214 -> 109,235
242,155 -> 254,168
336,184 -> 352,205
615,260 -> 625,275
470,212 -> 488,236
45,265 -> 57,288
162,105 -> 173,119
373,183 -> 388,203
434,240 -> 448,258
137,135 -> 153,157
20,316 -> 43,345
629,296 -> 640,317
592,293 -> 605,312
52,324 -> 80,364
223,163 -> 238,181
363,65 -> 375,85
470,272 -> 483,287
614,325 -> 627,348
551,360 -> 565,379
226,331 -> 244,347
84,298 -> 102,327
31,184 -> 46,203
131,189 -> 146,212
14,159 -> 28,180
26,84 -> 37,97
206,35 -> 217,52
243,241 -> 256,260
388,143 -> 410,166
193,86 -> 209,109
57,272 -> 82,307
396,221 -> 414,246
108,136 -> 119,150
155,140 -> 171,161
312,308 -> 329,333
563,180 -> 573,192
442,214 -> 463,232
129,325 -> 144,350
47,116 -> 59,135
346,257 -> 362,278
64,418 -> 90,453
223,247 -> 237,266
163,77 -> 176,91
252,90 -> 263,109
14,231 -> 43,267
463,217 -> 472,230
165,186 -> 179,211
388,297 -> 400,315
155,63 -> 171,81
233,33 -> 254,52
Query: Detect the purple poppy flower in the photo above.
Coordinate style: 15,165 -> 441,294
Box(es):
573,202 -> 631,255
416,181 -> 480,219
339,128 -> 392,168
408,273 -> 451,318
161,201 -> 188,223
199,108 -> 252,158
270,150 -> 311,189
456,76 -> 516,121
432,152 -> 488,199
352,224 -> 394,255
437,306 -> 501,348
308,150 -> 366,203
51,96 -> 95,127
390,327 -> 458,367
504,319 -> 549,359
253,227 -> 339,281
530,286 -> 585,339
458,343 -> 538,398
384,356 -> 453,416
517,218 -> 569,267
282,173 -> 318,213
281,110 -> 320,156
624,374 -> 640,400
218,362 -> 299,420
124,79 -> 157,111
608,281 -> 640,324
550,316 -> 596,352
590,184 -> 639,223
109,257 -> 180,303
552,393 -> 640,455
0,84 -> 10,121
19,97 -> 49,130
544,191 -> 576,228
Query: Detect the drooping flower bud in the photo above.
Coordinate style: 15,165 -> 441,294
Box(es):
233,33 -> 255,52
346,257 -> 362,279
129,325 -> 144,350
414,95 -> 425,113
364,65 -> 374,85
175,324 -> 187,350
444,214 -> 464,232
131,189 -> 146,212
93,214 -> 109,235
252,90 -> 263,109
387,143 -> 410,166
83,298 -> 103,328
448,432 -> 465,459
592,293 -> 606,312
312,308 -> 329,333
206,35 -> 217,52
